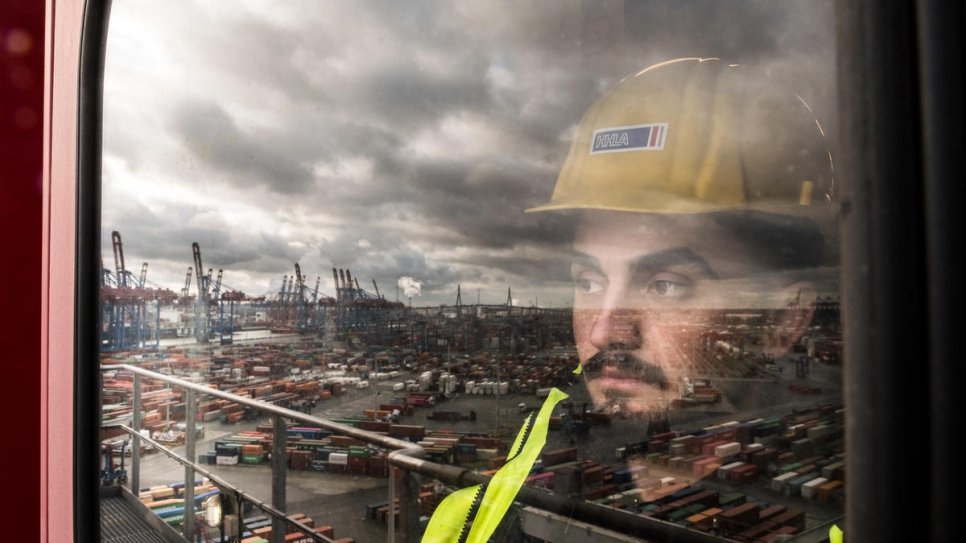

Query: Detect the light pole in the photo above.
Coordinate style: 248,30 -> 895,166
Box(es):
495,356 -> 501,436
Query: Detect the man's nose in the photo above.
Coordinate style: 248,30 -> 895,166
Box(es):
589,306 -> 643,350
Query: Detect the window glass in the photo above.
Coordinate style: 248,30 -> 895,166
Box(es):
101,2 -> 842,541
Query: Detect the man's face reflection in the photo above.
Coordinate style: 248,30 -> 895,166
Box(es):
572,212 -> 793,418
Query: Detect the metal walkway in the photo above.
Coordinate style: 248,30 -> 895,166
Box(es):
100,495 -> 171,543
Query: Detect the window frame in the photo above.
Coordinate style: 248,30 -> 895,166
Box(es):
41,1 -> 965,541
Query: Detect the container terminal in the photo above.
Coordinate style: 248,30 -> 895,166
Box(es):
99,234 -> 844,543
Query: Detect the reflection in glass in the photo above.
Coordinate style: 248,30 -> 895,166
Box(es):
100,2 -> 842,541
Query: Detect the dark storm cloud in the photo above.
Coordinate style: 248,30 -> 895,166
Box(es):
388,159 -> 573,250
360,61 -> 492,128
170,100 -> 314,193
103,1 -> 838,305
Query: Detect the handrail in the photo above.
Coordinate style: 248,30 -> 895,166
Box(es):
102,364 -> 416,451
105,423 -> 333,543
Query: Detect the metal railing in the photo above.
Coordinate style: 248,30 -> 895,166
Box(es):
104,423 -> 331,542
101,363 -> 780,543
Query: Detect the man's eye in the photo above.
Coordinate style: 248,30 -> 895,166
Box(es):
650,279 -> 685,297
575,277 -> 604,294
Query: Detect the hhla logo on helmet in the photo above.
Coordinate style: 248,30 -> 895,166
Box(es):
590,123 -> 668,154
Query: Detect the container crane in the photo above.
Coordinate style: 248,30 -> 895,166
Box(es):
103,231 -> 167,351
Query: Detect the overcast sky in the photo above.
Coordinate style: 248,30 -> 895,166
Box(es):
101,0 -> 836,307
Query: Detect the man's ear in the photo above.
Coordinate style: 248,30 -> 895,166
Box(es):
765,281 -> 817,357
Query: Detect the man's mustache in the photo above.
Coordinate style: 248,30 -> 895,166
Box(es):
582,351 -> 670,391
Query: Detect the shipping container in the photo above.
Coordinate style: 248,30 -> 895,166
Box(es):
801,476 -> 829,499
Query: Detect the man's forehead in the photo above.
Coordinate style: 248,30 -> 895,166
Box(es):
571,211 -> 765,275
574,211 -> 735,251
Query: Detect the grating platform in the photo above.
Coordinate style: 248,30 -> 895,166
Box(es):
100,495 -> 172,543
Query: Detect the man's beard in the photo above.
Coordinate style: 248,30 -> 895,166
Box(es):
582,351 -> 672,420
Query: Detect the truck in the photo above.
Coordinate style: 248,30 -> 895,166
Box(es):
405,393 -> 435,407
672,378 -> 721,407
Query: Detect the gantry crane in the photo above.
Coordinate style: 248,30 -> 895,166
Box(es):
102,231 -> 174,351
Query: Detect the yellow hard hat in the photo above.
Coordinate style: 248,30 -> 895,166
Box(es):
527,57 -> 834,214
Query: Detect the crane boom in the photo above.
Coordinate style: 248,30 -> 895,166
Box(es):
139,263 -> 148,288
182,267 -> 193,297
294,263 -> 305,302
212,269 -> 223,301
192,242 -> 207,300
332,269 -> 340,302
112,231 -> 126,288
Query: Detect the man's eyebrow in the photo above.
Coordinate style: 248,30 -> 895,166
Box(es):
570,248 -> 719,279
569,251 -> 601,271
632,248 -> 719,279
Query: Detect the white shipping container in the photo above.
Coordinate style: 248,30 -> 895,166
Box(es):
744,443 -> 765,453
216,456 -> 238,465
392,383 -> 405,391
714,442 -> 742,458
329,453 -> 348,465
771,471 -> 798,492
499,382 -> 509,395
802,477 -> 829,499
